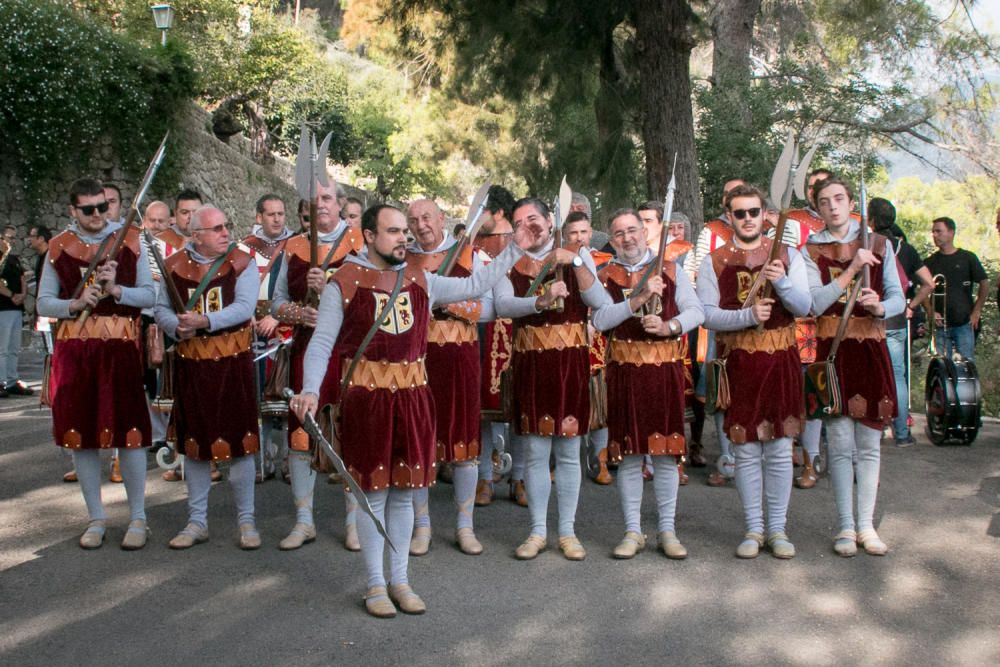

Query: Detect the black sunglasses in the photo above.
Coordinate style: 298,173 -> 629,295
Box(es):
731,207 -> 762,220
75,201 -> 110,216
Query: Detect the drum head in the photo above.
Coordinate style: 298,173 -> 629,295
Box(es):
925,356 -> 980,445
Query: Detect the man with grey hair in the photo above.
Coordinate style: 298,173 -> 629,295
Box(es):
155,205 -> 263,550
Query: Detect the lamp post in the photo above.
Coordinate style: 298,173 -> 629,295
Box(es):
151,4 -> 175,47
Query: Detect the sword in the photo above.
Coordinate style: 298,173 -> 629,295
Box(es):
282,389 -> 394,551
254,335 -> 293,362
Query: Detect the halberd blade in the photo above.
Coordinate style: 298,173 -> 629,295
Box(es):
316,132 -> 333,188
294,125 -> 312,201
770,132 -> 795,210
794,144 -> 820,202
557,176 -> 572,228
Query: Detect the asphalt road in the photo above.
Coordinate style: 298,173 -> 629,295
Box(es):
1,351 -> 998,666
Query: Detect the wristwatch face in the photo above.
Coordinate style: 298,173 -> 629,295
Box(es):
572,255 -> 583,267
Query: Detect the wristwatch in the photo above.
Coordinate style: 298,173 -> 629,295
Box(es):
572,254 -> 583,268
667,319 -> 681,337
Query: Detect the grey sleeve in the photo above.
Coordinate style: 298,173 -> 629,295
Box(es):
153,276 -> 179,338
206,265 -> 258,331
579,251 -> 611,310
803,247 -> 846,316
269,258 -> 291,315
474,254 -> 497,322
492,274 -> 540,319
36,259 -> 73,320
772,249 -> 812,318
426,243 -> 526,308
302,281 -> 345,396
673,268 -> 705,333
697,255 -> 756,331
878,241 -> 905,319
115,242 -> 156,309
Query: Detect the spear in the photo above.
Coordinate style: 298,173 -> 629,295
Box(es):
650,153 -> 678,315
859,171 -> 871,290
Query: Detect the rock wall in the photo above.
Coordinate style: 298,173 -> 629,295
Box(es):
0,102 -> 369,247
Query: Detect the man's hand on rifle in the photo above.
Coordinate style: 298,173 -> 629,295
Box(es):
751,297 -> 775,324
69,284 -> 101,314
536,281 -> 569,311
306,267 -> 327,295
762,259 -> 786,283
176,312 -> 210,339
290,392 -> 318,422
95,260 -> 123,301
858,288 -> 884,318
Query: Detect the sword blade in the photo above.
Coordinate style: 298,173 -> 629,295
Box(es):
282,389 -> 395,551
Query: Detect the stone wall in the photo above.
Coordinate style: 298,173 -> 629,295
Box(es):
0,102 -> 369,249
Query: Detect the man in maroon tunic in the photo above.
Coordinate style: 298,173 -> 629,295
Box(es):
37,178 -> 155,550
270,179 -> 364,551
697,184 -> 811,559
594,209 -> 704,560
803,177 -> 903,557
292,203 -> 538,617
155,206 -> 262,550
405,198 -> 489,556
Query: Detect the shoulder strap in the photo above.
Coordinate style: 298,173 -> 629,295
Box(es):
319,231 -> 347,273
827,277 -> 865,361
339,268 -> 406,393
69,233 -> 115,299
522,260 -> 555,297
184,243 -> 237,311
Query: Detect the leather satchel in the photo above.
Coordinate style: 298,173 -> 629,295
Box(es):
704,357 -> 730,415
804,278 -> 863,418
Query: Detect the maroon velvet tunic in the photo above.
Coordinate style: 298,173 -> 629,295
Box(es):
711,240 -> 805,443
167,248 -> 259,461
283,231 -> 364,451
806,234 -> 896,429
475,233 -> 514,421
406,245 -> 482,463
47,228 -> 151,450
599,262 -> 687,460
333,262 -> 436,491
509,255 -> 591,437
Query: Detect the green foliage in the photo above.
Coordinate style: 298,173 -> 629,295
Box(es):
0,0 -> 193,206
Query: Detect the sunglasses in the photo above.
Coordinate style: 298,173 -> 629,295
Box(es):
193,222 -> 234,234
75,201 -> 110,216
731,207 -> 762,220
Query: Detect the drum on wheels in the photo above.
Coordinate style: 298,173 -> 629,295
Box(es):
924,355 -> 981,446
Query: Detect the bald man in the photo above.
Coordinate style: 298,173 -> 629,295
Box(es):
405,198 -> 493,555
144,201 -> 171,234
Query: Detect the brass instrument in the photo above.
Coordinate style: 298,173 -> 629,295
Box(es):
0,239 -> 12,290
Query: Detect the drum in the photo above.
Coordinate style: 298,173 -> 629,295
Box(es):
925,355 -> 981,446
260,344 -> 290,417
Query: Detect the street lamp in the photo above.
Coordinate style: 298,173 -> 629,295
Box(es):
151,4 -> 175,47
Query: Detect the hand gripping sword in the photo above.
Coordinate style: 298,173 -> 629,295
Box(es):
282,389 -> 394,551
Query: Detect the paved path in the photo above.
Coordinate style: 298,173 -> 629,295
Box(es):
0,351 -> 997,666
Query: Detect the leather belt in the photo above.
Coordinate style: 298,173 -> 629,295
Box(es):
815,315 -> 886,342
57,315 -> 138,342
176,327 -> 252,361
608,338 -> 687,366
717,325 -> 797,355
345,357 -> 428,393
513,322 -> 587,353
428,319 -> 478,346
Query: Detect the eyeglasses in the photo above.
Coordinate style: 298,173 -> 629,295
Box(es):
192,222 -> 234,234
75,202 -> 110,216
611,227 -> 643,240
731,207 -> 762,220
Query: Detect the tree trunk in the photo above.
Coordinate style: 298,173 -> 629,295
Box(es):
710,0 -> 761,129
633,0 -> 703,225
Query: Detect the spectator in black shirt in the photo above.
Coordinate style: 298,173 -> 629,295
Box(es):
0,225 -> 31,397
924,216 -> 989,361
870,198 -> 934,446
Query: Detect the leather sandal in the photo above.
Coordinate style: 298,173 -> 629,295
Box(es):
279,522 -> 316,550
857,529 -> 888,556
344,524 -> 361,552
558,535 -> 587,561
79,520 -> 106,550
474,480 -> 494,507
612,531 -> 645,559
455,527 -> 483,555
515,534 -> 547,560
736,532 -> 764,559
593,449 -> 613,485
677,463 -> 689,486
63,470 -> 78,483
121,519 -> 149,551
834,529 -> 858,557
766,532 -> 796,559
509,479 -> 528,507
658,531 -> 688,560
161,468 -> 182,482
794,463 -> 817,489
169,523 -> 209,549
409,526 -> 432,556
239,523 -> 261,550
707,471 -> 729,487
364,586 -> 397,618
388,583 -> 426,615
